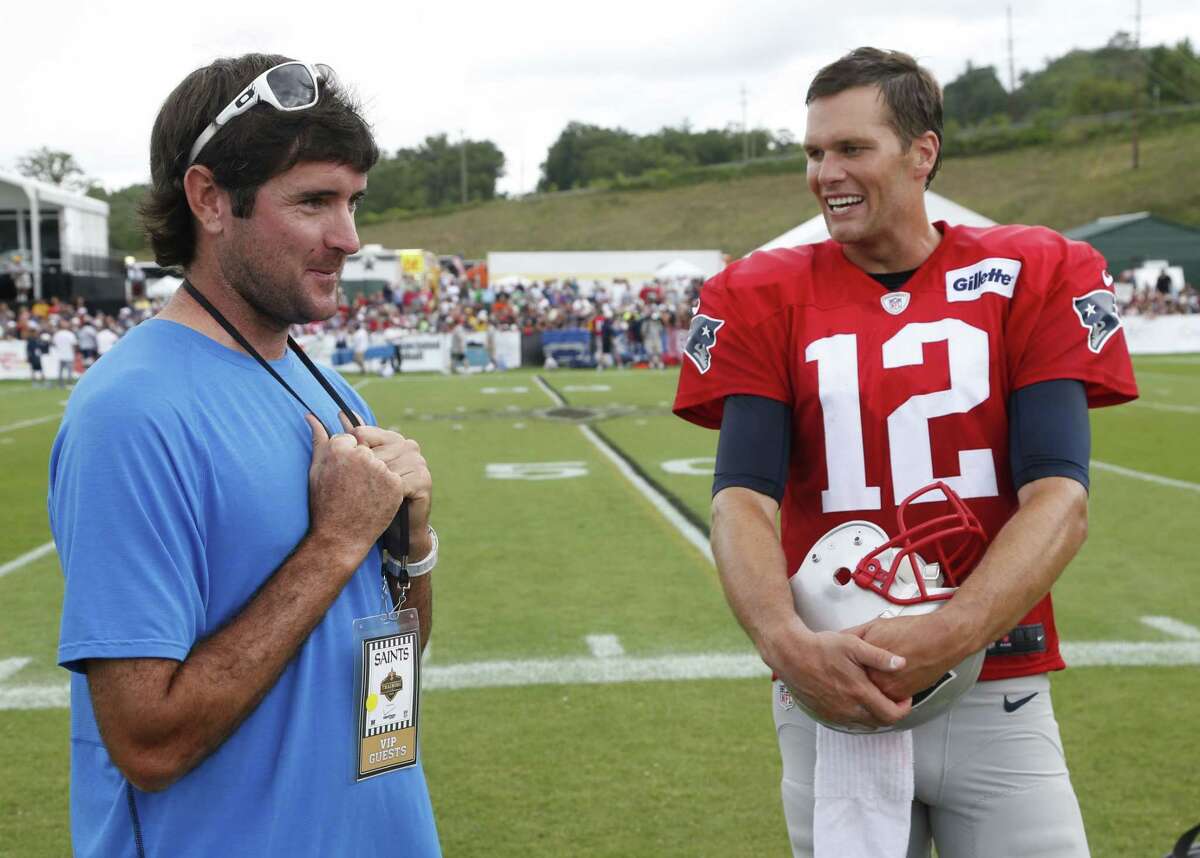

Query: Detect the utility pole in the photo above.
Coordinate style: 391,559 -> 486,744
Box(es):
1006,4 -> 1017,117
460,130 -> 468,204
740,83 -> 749,162
1131,0 -> 1142,169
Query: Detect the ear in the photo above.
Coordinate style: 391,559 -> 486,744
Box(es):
911,130 -> 940,183
182,165 -> 229,237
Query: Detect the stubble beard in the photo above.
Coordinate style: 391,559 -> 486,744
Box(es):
218,228 -> 331,330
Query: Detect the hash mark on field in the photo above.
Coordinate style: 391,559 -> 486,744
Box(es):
1093,461 -> 1200,493
1140,616 -> 1200,640
585,635 -> 625,658
0,658 -> 32,683
0,414 -> 61,434
0,541 -> 56,579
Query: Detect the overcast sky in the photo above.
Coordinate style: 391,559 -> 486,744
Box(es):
4,0 -> 1197,196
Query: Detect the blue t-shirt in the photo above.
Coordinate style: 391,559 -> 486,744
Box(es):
49,320 -> 440,857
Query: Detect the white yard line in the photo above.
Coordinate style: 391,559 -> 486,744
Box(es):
532,375 -> 713,564
1060,641 -> 1200,667
1129,401 -> 1200,415
1141,616 -> 1200,640
585,634 -> 626,658
0,541 -> 56,580
579,424 -> 714,563
0,414 -> 61,434
1092,461 -> 1200,493
0,684 -> 70,711
7,639 -> 1200,709
1132,371 -> 1200,383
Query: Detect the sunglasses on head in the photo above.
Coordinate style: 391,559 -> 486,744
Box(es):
187,61 -> 335,167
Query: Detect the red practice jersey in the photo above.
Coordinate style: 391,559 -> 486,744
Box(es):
674,222 -> 1138,680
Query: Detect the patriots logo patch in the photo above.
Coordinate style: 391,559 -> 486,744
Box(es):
684,313 -> 725,374
1073,290 -> 1122,353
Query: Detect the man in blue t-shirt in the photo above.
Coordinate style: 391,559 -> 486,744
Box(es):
49,53 -> 441,856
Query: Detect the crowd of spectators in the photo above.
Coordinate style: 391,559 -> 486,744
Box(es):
294,271 -> 702,361
1,296 -> 151,386
7,263 -> 1198,367
0,271 -> 705,377
1117,268 -> 1200,317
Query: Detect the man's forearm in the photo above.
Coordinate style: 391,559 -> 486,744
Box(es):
711,487 -> 912,728
89,532 -> 367,790
711,488 -> 799,664
944,476 -> 1089,656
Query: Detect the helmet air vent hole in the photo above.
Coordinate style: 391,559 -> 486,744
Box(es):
834,568 -> 853,586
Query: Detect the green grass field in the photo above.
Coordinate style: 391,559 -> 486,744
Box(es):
1,357 -> 1198,856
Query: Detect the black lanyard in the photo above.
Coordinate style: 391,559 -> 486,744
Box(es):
182,279 -> 409,563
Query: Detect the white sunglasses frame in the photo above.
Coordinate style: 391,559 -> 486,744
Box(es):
186,61 -> 334,167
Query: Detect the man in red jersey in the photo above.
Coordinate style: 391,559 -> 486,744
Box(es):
674,48 -> 1137,857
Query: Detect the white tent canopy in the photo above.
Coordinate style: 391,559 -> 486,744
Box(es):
755,191 -> 996,254
655,258 -> 708,280
146,274 -> 184,300
488,250 -> 723,290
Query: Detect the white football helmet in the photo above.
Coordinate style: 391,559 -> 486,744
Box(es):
789,481 -> 988,733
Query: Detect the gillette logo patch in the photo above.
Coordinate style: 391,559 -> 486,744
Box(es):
945,257 -> 1021,303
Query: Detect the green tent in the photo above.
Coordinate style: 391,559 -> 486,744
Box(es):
1065,212 -> 1200,285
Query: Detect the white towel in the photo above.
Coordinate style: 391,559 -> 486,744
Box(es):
813,725 -> 914,858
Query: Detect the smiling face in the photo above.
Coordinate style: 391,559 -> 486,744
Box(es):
217,160 -> 366,329
804,85 -> 936,267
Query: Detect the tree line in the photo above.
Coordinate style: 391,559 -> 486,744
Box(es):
12,35 -> 1198,254
943,34 -> 1199,128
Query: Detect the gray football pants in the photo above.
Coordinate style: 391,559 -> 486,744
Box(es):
773,673 -> 1090,858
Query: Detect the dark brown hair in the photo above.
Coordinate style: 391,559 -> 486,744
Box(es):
806,47 -> 943,187
140,53 -> 380,267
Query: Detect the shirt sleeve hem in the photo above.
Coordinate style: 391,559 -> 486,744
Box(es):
58,639 -> 191,674
674,385 -> 792,429
1011,369 -> 1138,408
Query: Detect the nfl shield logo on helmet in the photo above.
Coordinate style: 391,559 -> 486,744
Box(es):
1073,290 -> 1122,353
880,291 -> 911,315
684,313 -> 725,374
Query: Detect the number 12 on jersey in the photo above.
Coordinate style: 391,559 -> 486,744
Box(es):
805,319 -> 999,513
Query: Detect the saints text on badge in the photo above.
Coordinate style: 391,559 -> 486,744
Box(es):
373,645 -> 411,665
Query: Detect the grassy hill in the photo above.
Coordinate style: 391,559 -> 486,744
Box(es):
359,122 -> 1200,259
